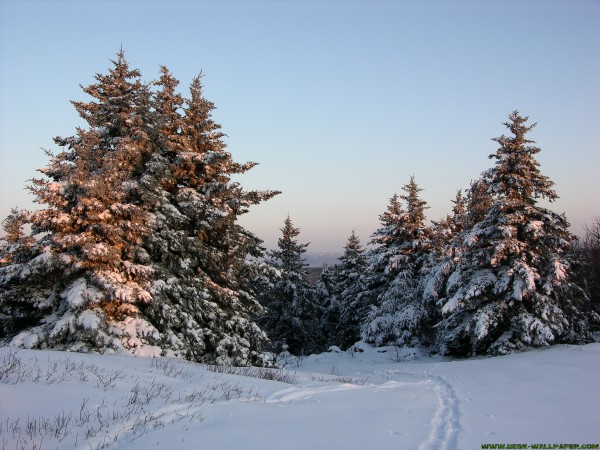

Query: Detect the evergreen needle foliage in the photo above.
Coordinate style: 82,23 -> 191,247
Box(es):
0,51 -> 279,365
310,112 -> 596,357
255,216 -> 323,356
431,112 -> 595,355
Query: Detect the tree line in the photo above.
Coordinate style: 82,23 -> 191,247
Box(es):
1,52 -> 598,364
259,160 -> 599,357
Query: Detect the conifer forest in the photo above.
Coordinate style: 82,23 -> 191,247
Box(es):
1,52 -> 599,366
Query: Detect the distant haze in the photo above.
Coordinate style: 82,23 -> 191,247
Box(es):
304,253 -> 343,268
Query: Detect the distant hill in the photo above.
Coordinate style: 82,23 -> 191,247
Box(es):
303,253 -> 341,285
304,253 -> 341,285
304,252 -> 342,268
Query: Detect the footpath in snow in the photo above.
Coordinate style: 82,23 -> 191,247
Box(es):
1,343 -> 599,449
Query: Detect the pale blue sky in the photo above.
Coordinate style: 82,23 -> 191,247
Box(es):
1,0 -> 598,253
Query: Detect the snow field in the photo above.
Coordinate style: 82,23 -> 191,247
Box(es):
1,343 -> 599,449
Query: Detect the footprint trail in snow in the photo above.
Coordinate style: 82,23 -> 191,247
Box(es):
373,369 -> 460,450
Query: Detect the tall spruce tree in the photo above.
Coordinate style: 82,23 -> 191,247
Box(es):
0,209 -> 35,266
422,189 -> 468,330
334,230 -> 368,349
314,264 -> 338,347
0,51 -> 154,349
357,193 -> 404,319
0,52 -> 279,365
465,179 -> 493,230
362,177 -> 434,347
437,111 -> 593,356
138,69 -> 279,365
576,218 -> 600,314
256,216 -> 322,355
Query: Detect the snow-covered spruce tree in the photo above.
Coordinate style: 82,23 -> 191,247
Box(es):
362,177 -> 434,348
0,209 -> 38,336
429,190 -> 467,259
256,216 -> 322,355
422,180 -> 495,317
333,230 -> 368,349
314,264 -> 338,347
0,52 -> 279,365
0,51 -> 154,350
438,111 -> 594,356
450,189 -> 468,236
575,217 -> 600,316
137,68 -> 279,365
356,193 -> 404,327
422,189 -> 470,326
465,179 -> 493,230
0,209 -> 36,266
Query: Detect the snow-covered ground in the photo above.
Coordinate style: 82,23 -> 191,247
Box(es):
1,343 -> 599,449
